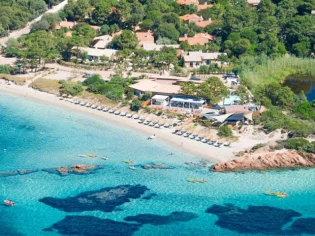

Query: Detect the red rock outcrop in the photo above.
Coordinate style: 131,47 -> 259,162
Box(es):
212,150 -> 315,172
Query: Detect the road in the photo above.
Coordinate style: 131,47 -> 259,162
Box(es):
0,0 -> 68,46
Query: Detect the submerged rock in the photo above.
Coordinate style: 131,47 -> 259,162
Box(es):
142,163 -> 175,170
124,211 -> 198,225
39,185 -> 149,212
0,169 -> 38,177
205,204 -> 301,235
44,215 -> 140,236
42,165 -> 103,176
212,150 -> 315,172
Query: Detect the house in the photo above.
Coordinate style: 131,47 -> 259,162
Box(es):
224,105 -> 254,114
55,21 -> 76,30
197,2 -> 213,11
183,51 -> 225,68
169,96 -> 206,110
179,33 -> 215,45
74,47 -> 117,61
129,79 -> 181,96
176,0 -> 199,5
136,31 -> 155,46
247,0 -> 260,7
179,14 -> 203,23
91,35 -> 113,49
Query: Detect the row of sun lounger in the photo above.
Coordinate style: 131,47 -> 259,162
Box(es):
171,130 -> 231,147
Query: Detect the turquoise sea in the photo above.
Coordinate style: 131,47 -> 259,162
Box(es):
1,91 -> 315,236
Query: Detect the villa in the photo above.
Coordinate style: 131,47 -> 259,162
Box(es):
55,21 -> 76,30
151,95 -> 206,110
179,14 -> 203,23
183,51 -> 225,68
129,79 -> 181,96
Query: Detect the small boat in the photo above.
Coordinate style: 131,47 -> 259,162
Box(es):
102,108 -> 109,112
198,179 -> 208,183
88,153 -> 97,157
265,190 -> 288,198
114,111 -> 120,115
164,124 -> 170,128
149,122 -> 154,126
85,103 -> 91,107
101,156 -> 109,160
148,134 -> 157,140
223,142 -> 231,147
108,109 -> 114,113
143,121 -> 149,125
195,136 -> 201,141
172,130 -> 179,134
189,135 -> 195,139
176,131 -> 183,136
97,106 -> 103,110
79,154 -> 88,158
138,119 -> 144,124
123,159 -> 133,164
74,100 -> 80,104
154,124 -> 160,128
80,102 -> 86,106
187,178 -> 198,183
133,115 -> 139,119
129,165 -> 136,170
126,113 -> 132,118
120,112 -> 126,116
4,200 -> 14,206
201,138 -> 208,143
91,104 -> 97,109
183,133 -> 188,137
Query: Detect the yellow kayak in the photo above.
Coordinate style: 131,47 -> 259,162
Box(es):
123,159 -> 133,164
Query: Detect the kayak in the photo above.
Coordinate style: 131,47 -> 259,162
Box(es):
4,200 -> 14,206
198,179 -> 208,183
88,154 -> 97,157
129,165 -> 136,170
123,159 -> 133,164
265,190 -> 288,198
187,178 -> 198,183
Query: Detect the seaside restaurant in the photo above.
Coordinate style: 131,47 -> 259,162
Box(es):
169,96 -> 206,110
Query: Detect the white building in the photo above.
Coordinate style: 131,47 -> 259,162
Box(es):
183,51 -> 226,68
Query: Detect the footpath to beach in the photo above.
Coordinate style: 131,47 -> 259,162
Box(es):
0,81 -> 242,163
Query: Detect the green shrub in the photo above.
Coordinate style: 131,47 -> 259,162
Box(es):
142,91 -> 152,101
83,74 -> 104,86
277,138 -> 315,153
59,80 -> 83,96
130,99 -> 142,111
252,143 -> 265,151
218,126 -> 233,137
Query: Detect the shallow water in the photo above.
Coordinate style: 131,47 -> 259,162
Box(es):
1,91 -> 315,236
283,75 -> 315,101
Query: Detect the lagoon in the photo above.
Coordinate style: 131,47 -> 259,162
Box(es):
283,75 -> 315,101
1,91 -> 315,235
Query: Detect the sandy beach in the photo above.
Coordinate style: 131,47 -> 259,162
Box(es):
0,80 -> 276,163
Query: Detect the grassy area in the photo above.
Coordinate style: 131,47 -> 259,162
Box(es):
238,56 -> 315,92
80,90 -> 118,107
30,78 -> 61,95
0,74 -> 27,85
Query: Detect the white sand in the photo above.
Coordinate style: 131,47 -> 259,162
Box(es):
0,81 -> 277,163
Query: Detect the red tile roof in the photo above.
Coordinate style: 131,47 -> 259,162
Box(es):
197,3 -> 213,11
179,14 -> 201,21
176,0 -> 199,5
136,31 -> 155,44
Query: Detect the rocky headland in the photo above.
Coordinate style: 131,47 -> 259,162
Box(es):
212,149 -> 315,172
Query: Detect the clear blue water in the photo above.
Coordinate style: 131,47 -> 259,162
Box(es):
1,91 -> 315,236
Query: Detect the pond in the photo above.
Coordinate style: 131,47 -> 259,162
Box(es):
283,74 -> 315,101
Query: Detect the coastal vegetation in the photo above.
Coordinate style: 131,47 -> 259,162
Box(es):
30,78 -> 61,95
277,138 -> 315,153
0,0 -> 63,36
218,126 -> 233,137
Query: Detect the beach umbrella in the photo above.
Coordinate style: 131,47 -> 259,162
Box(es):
62,94 -> 67,97
68,95 -> 73,98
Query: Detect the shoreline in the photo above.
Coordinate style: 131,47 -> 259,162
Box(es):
0,82 -> 235,163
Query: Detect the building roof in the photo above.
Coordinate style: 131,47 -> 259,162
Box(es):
129,80 -> 181,94
226,113 -> 244,122
176,0 -> 199,5
179,14 -> 201,21
91,35 -> 113,49
76,47 -> 117,58
136,31 -> 154,44
247,0 -> 260,5
55,21 -> 75,30
225,105 -> 251,114
197,3 -> 213,11
171,96 -> 205,104
208,113 -> 234,123
195,20 -> 213,28
179,33 -> 215,45
142,43 -> 180,51
184,51 -> 224,62
152,95 -> 169,101
312,10 -> 315,14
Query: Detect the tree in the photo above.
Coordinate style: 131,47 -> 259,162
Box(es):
112,30 -> 138,50
100,24 -> 110,35
197,77 -> 229,104
91,0 -> 111,25
154,23 -> 179,42
154,47 -> 178,71
180,82 -> 196,96
235,85 -> 249,104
